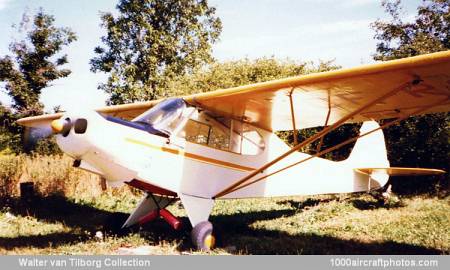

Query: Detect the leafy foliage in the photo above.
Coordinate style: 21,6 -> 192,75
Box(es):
0,9 -> 76,154
372,0 -> 450,194
278,124 -> 362,161
90,0 -> 222,104
0,9 -> 76,115
163,58 -> 339,96
372,0 -> 450,61
0,105 -> 21,154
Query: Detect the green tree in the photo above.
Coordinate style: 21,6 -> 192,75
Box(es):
90,0 -> 222,105
0,10 -> 77,115
372,0 -> 449,60
0,104 -> 22,154
0,9 -> 77,153
163,58 -> 339,96
371,0 -> 450,194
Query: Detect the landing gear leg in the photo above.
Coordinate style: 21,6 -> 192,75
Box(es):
191,221 -> 215,251
178,193 -> 215,251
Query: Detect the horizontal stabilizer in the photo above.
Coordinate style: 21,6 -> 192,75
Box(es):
355,167 -> 445,176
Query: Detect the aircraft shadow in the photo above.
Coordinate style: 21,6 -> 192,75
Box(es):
0,195 -> 128,251
209,202 -> 441,255
0,195 -> 443,254
278,196 -> 406,211
277,197 -> 333,209
350,198 -> 405,210
0,232 -> 90,250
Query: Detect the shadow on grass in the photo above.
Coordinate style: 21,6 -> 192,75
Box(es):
0,195 -> 128,232
0,195 -> 129,250
0,232 -> 90,250
210,205 -> 442,254
277,197 -> 333,210
350,198 -> 404,210
278,193 -> 406,211
0,195 -> 444,254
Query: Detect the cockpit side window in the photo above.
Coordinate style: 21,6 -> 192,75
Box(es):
208,123 -> 230,151
240,128 -> 265,155
183,120 -> 211,145
179,114 -> 265,155
227,121 -> 265,155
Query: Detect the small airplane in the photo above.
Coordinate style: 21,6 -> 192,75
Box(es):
17,51 -> 450,250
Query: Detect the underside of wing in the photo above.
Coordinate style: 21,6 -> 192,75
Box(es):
184,50 -> 450,131
355,167 -> 446,176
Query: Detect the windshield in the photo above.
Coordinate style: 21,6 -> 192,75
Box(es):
133,98 -> 187,135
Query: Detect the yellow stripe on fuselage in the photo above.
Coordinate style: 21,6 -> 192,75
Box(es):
125,138 -> 255,172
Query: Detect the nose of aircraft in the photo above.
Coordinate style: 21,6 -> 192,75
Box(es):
52,114 -> 93,158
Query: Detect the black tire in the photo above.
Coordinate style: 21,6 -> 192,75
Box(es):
191,221 -> 215,251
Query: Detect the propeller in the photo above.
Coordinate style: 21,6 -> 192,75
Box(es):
23,125 -> 54,151
23,118 -> 72,151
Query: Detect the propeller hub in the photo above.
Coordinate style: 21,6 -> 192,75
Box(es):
51,118 -> 72,136
51,119 -> 64,133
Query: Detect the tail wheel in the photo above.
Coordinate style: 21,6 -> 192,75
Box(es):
191,221 -> 215,251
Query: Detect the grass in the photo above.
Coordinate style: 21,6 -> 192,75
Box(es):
0,194 -> 448,255
0,154 -> 448,254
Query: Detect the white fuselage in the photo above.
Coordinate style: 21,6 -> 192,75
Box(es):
56,110 -> 389,200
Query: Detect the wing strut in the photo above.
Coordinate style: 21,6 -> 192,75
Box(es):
212,81 -> 445,199
316,91 -> 332,153
288,88 -> 299,146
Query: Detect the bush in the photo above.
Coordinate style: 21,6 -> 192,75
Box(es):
0,154 -> 135,199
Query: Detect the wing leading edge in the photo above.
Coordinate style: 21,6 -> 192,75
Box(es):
17,100 -> 160,128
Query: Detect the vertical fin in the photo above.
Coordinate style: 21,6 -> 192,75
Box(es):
347,121 -> 390,189
347,121 -> 390,168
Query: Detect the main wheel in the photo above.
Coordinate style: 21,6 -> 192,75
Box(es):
191,221 -> 215,251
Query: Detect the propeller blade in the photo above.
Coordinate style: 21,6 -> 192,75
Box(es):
23,125 -> 54,151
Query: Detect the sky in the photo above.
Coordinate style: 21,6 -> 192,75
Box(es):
0,0 -> 422,112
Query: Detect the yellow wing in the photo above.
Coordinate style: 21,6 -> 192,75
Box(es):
18,51 -> 450,130
184,50 -> 450,131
